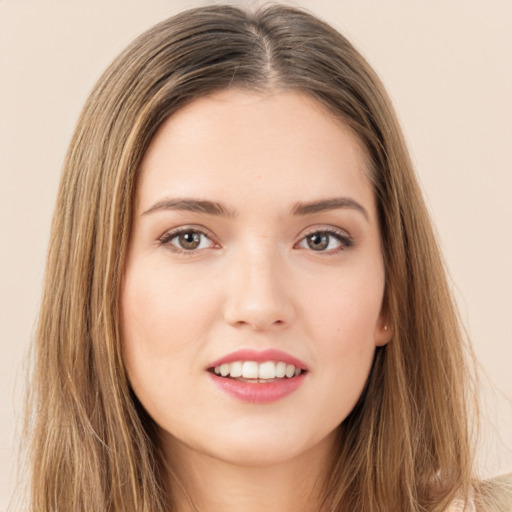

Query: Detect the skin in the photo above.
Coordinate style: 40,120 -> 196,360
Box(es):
121,89 -> 392,511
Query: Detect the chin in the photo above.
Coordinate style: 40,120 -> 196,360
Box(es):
227,438 -> 299,465
184,422 -> 337,469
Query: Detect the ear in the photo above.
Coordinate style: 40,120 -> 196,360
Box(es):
374,312 -> 393,347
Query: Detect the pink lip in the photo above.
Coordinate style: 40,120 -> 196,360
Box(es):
206,349 -> 308,404
207,349 -> 308,370
208,372 -> 306,404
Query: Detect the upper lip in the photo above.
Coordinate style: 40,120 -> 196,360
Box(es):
208,348 -> 308,371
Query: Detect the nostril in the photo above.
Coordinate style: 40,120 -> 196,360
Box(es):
222,286 -> 295,330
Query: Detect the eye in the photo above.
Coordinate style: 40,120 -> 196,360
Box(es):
297,229 -> 353,254
159,228 -> 216,253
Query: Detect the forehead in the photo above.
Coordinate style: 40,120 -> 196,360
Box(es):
137,89 -> 375,216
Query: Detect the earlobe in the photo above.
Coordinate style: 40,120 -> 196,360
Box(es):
375,316 -> 393,347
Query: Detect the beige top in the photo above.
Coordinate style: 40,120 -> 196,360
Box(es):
448,497 -> 476,511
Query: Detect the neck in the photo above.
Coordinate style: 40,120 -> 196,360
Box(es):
161,431 -> 336,512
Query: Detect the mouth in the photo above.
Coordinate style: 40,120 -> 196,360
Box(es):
208,360 -> 306,383
206,349 -> 308,403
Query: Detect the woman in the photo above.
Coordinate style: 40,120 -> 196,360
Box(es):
25,4 -> 510,511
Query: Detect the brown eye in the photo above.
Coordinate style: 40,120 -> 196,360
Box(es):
297,229 -> 353,254
159,228 -> 215,253
306,233 -> 329,251
178,231 -> 202,250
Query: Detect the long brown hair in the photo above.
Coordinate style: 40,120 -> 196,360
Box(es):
26,4 -> 504,511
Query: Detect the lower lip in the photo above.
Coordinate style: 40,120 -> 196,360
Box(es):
208,372 -> 306,404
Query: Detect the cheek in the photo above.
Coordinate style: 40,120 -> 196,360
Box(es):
303,268 -> 384,403
120,263 -> 218,406
304,264 -> 384,343
122,263 -> 216,353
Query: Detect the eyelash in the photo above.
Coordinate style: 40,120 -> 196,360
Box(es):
158,226 -> 354,256
298,228 -> 354,254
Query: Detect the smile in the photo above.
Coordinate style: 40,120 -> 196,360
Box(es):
211,360 -> 303,381
207,349 -> 308,403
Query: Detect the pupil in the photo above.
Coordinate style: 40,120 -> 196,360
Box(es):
180,232 -> 200,249
308,233 -> 328,251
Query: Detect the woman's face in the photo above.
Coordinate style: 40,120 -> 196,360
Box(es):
121,89 -> 391,467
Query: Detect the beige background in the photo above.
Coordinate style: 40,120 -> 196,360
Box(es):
1,0 -> 511,509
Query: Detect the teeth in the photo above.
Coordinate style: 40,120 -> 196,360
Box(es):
242,361 -> 259,379
275,361 -> 286,378
220,363 -> 230,377
229,361 -> 242,378
285,364 -> 295,378
212,360 -> 303,380
259,361 -> 276,379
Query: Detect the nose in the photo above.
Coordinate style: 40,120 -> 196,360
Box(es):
223,244 -> 295,331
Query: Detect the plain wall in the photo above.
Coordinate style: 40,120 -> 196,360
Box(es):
1,0 -> 511,509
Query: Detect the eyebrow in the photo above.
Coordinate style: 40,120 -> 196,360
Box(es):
142,198 -> 236,217
291,197 -> 369,221
143,196 -> 369,221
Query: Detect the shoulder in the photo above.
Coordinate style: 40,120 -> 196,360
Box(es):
444,483 -> 476,512
446,497 -> 476,512
456,473 -> 512,512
